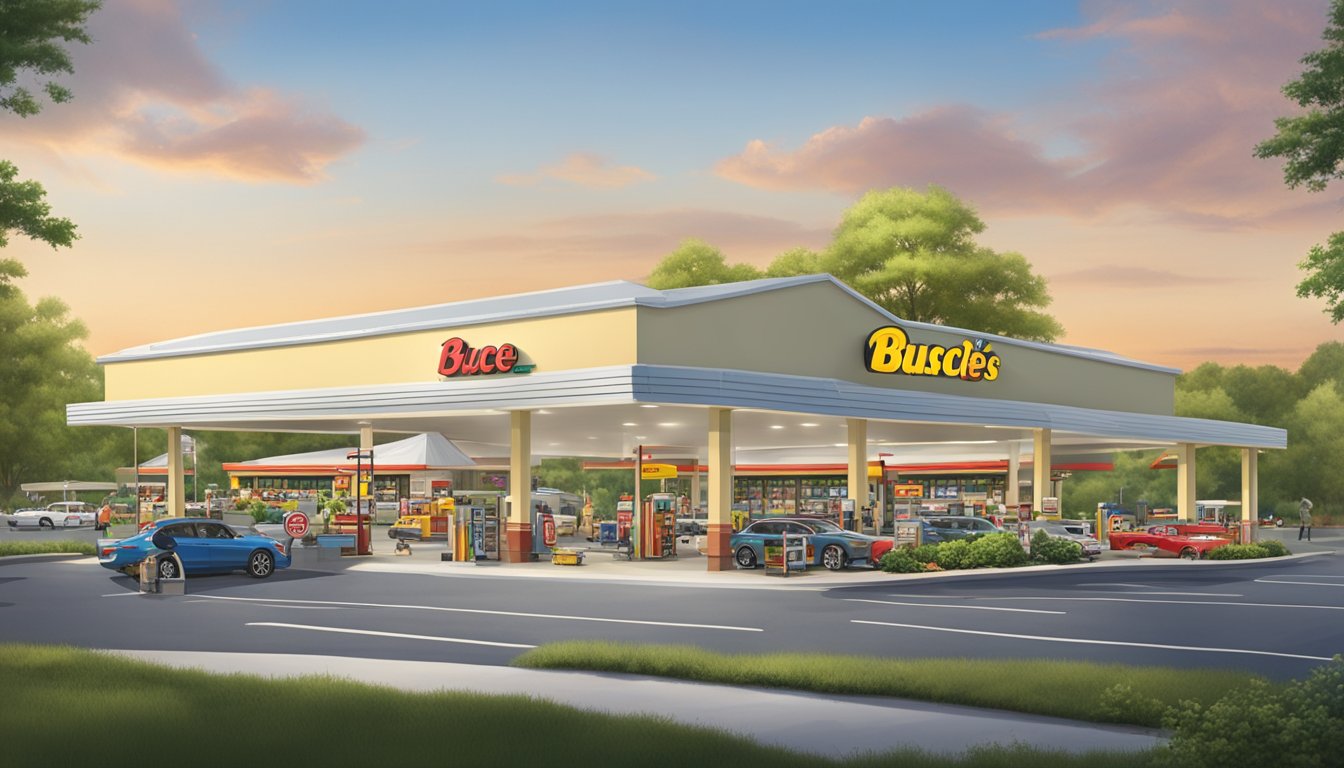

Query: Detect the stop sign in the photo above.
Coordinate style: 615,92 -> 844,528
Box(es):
284,512 -> 309,539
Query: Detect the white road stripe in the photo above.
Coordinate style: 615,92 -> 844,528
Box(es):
851,620 -> 1333,661
844,599 -> 1065,615
1073,583 -> 1153,588
247,622 -> 535,649
194,594 -> 762,632
100,592 -> 141,598
1077,590 -> 1244,597
1255,578 -> 1344,588
885,594 -> 1344,611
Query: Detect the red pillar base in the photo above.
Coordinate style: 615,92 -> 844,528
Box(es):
503,522 -> 533,563
705,523 -> 733,571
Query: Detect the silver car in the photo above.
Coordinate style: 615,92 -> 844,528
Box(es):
1026,521 -> 1102,560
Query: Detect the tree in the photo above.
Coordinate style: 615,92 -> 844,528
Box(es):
645,239 -> 762,289
0,0 -> 101,117
1255,0 -> 1344,322
0,160 -> 77,249
822,187 -> 1061,341
0,260 -> 106,506
644,186 -> 1063,341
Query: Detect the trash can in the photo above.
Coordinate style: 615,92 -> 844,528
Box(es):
138,550 -> 186,595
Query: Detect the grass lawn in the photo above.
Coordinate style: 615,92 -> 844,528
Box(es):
0,540 -> 94,557
0,644 -> 1156,768
513,641 -> 1266,728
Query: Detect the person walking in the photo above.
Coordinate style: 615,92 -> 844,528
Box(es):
1298,497 -> 1314,541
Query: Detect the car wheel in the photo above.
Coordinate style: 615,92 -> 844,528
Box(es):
1179,547 -> 1199,560
387,528 -> 399,539
38,517 -> 53,529
734,546 -> 758,568
248,549 -> 275,578
1274,519 -> 1284,528
822,544 -> 848,571
157,557 -> 180,580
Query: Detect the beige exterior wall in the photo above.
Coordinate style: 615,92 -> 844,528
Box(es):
636,281 -> 1175,415
105,308 -> 638,401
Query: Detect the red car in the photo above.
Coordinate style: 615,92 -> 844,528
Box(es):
1108,524 -> 1233,559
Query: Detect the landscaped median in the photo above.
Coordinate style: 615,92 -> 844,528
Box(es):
0,540 -> 94,558
0,643 -> 1154,768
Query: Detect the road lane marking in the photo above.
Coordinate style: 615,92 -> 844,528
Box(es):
851,620 -> 1333,661
247,622 -> 536,648
1073,583 -> 1153,588
885,594 -> 1344,611
195,594 -> 762,632
1076,590 -> 1244,597
844,599 -> 1065,615
100,592 -> 141,597
1255,578 -> 1344,587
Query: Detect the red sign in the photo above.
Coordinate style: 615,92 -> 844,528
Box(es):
284,513 -> 310,539
438,337 -> 523,377
542,516 -> 557,547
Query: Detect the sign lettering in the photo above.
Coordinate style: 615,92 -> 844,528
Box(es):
865,325 -> 1001,382
438,337 -> 532,377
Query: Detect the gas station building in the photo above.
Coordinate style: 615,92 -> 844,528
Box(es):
68,275 -> 1287,570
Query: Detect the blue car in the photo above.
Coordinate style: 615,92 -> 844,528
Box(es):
98,518 -> 291,580
730,517 -> 876,570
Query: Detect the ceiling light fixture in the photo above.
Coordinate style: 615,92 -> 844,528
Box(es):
800,422 -> 819,427
770,425 -> 784,430
657,422 -> 679,427
640,404 -> 659,409
622,422 -> 638,427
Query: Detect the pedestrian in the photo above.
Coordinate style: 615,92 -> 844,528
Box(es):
98,502 -> 113,533
1298,497 -> 1314,541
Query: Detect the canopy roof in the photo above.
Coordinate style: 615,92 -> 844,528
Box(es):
20,481 -> 117,493
223,432 -> 476,472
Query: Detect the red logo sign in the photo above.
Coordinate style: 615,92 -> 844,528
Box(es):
542,516 -> 557,547
284,513 -> 310,539
438,337 -> 529,377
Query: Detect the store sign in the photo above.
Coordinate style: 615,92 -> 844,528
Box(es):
890,483 -> 924,498
864,325 -> 1001,382
438,337 -> 534,377
641,463 -> 678,480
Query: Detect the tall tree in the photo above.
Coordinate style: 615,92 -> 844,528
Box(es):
644,186 -> 1062,341
1255,0 -> 1344,322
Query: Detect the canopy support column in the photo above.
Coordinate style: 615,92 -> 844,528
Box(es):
1177,443 -> 1197,522
1005,442 -> 1021,507
505,410 -> 533,563
706,407 -> 733,572
166,426 -> 185,518
1240,448 -> 1258,543
1032,429 -> 1051,514
846,418 -> 867,531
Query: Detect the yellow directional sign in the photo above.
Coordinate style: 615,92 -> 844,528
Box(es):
640,463 -> 678,480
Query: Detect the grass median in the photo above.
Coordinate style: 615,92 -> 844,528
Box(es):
0,644 -> 1157,768
0,540 -> 94,557
513,641 -> 1265,728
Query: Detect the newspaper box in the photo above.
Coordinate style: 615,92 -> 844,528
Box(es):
763,534 -> 808,576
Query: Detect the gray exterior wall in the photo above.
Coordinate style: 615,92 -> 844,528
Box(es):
636,280 -> 1175,416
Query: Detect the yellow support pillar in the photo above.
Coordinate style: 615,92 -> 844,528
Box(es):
706,408 -> 733,571
846,418 -> 868,531
1240,448 -> 1258,543
1176,443 -> 1197,522
166,426 -> 185,518
505,410 -> 533,563
1032,429 -> 1052,514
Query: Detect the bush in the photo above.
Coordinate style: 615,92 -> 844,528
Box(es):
966,532 -> 1029,568
247,499 -> 269,523
1097,683 -> 1167,727
1207,544 -> 1270,560
934,539 -> 972,570
1258,539 -> 1290,557
1160,656 -> 1343,767
879,548 -> 924,574
1031,529 -> 1083,565
909,543 -> 940,563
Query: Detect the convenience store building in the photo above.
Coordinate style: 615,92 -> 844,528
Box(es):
68,275 -> 1287,570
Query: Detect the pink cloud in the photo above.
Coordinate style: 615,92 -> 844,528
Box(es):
716,1 -> 1334,229
0,0 -> 363,183
497,152 -> 656,188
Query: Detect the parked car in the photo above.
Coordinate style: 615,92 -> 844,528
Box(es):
1108,524 -> 1233,559
1025,520 -> 1103,560
923,515 -> 1004,540
98,517 -> 291,579
7,501 -> 97,530
730,517 -> 876,570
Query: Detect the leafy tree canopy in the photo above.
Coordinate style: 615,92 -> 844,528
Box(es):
0,0 -> 101,117
1256,0 -> 1344,322
645,186 -> 1062,342
0,161 -> 77,249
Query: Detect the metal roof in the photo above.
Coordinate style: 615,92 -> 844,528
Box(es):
97,274 -> 1176,374
225,432 -> 475,469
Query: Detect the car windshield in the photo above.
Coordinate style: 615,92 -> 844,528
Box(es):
800,519 -> 842,532
1037,524 -> 1071,535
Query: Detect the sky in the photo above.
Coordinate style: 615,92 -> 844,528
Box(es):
3,0 -> 1341,372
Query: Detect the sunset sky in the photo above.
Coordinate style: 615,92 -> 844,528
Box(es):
3,0 -> 1341,372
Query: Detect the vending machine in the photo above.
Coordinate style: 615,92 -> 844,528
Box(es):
641,493 -> 678,559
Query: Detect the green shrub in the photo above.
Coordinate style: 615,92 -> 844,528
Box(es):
247,499 -> 270,523
934,539 -> 972,570
1097,683 -> 1167,727
910,543 -> 940,563
966,532 -> 1028,568
878,548 -> 924,574
1207,544 -> 1269,560
0,541 -> 95,557
1160,656 -> 1343,767
1258,539 -> 1290,557
324,498 -> 347,515
1031,529 -> 1083,565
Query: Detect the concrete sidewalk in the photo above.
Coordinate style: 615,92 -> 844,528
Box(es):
105,649 -> 1163,757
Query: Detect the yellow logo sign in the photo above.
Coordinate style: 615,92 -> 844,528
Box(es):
640,463 -> 678,480
865,325 -> 1001,382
